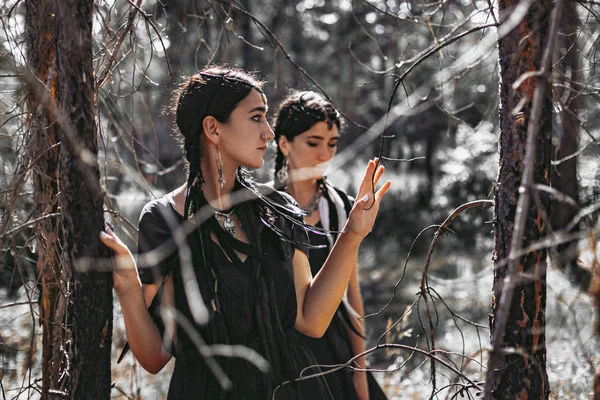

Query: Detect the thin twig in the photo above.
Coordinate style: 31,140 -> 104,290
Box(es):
96,0 -> 142,89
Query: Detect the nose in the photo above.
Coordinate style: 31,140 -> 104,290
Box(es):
318,145 -> 330,161
264,122 -> 275,141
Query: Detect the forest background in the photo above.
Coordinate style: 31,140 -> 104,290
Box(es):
1,0 -> 600,399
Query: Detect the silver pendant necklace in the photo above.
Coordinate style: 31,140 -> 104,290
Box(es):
213,208 -> 236,237
302,183 -> 324,216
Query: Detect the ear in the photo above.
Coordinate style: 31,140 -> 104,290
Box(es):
202,116 -> 219,145
278,135 -> 291,157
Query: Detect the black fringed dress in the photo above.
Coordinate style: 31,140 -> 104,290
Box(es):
136,184 -> 335,399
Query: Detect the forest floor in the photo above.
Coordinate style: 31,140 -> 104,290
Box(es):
1,246 -> 598,399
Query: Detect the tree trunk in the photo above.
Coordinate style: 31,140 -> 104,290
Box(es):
489,1 -> 552,398
25,0 -> 113,397
55,0 -> 113,397
24,2 -> 63,397
550,1 -> 590,291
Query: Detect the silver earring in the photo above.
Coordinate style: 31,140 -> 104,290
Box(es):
216,144 -> 225,188
276,157 -> 288,186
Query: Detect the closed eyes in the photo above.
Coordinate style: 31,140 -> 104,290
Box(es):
307,141 -> 337,148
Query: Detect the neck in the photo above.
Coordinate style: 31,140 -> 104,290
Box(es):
286,174 -> 320,209
200,155 -> 238,211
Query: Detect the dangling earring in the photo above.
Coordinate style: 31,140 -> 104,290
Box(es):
216,144 -> 225,188
276,157 -> 289,186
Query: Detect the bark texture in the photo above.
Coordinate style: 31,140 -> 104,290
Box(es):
490,1 -> 552,398
25,0 -> 113,397
24,1 -> 64,397
56,1 -> 113,397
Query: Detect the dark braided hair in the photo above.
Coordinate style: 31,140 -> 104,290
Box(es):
272,91 -> 342,189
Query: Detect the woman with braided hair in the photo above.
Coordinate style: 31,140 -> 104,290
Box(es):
273,91 -> 387,400
100,66 -> 390,399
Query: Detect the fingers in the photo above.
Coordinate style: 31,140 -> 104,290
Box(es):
357,158 -> 386,197
375,180 -> 392,202
357,159 -> 377,195
99,226 -> 129,256
355,178 -> 390,210
355,193 -> 371,208
372,163 -> 385,187
99,230 -> 119,251
354,158 -> 391,209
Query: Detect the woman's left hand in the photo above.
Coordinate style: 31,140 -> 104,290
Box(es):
344,158 -> 391,240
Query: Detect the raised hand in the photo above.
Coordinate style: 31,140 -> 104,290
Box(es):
344,158 -> 391,240
99,226 -> 140,292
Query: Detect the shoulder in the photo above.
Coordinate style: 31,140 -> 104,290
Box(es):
139,196 -> 171,225
138,195 -> 183,236
140,196 -> 170,217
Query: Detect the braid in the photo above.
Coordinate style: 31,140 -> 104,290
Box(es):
183,136 -> 202,219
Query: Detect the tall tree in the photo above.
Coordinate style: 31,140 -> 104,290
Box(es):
55,0 -> 113,396
486,0 -> 555,398
24,0 -> 113,397
24,1 -> 62,397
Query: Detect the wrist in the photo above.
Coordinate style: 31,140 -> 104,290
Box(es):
339,229 -> 364,247
114,276 -> 142,298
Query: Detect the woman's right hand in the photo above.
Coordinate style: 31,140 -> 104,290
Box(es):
99,227 -> 140,292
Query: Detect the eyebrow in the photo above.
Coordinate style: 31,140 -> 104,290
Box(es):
306,135 -> 339,140
247,106 -> 267,114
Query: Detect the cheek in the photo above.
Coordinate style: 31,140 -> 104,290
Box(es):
290,148 -> 310,165
327,147 -> 337,160
309,147 -> 323,161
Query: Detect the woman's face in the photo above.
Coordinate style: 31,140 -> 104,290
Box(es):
280,121 -> 339,181
217,89 -> 275,169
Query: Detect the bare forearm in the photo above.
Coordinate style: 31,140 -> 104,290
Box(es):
100,229 -> 172,373
116,284 -> 172,373
301,231 -> 362,335
347,264 -> 365,317
294,159 -> 391,338
347,314 -> 369,400
348,325 -> 366,368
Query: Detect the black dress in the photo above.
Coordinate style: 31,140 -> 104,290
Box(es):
136,186 -> 336,399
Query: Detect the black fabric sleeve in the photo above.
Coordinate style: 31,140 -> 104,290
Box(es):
137,200 -> 180,284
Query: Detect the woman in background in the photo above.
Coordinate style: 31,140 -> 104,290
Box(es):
273,91 -> 388,400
